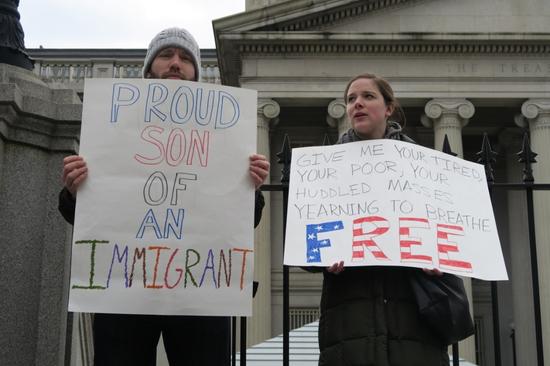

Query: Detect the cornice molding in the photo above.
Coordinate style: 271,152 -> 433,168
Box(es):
236,39 -> 550,56
214,0 -> 359,33
261,0 -> 416,32
214,0 -> 417,34
27,48 -> 218,61
214,0 -> 550,85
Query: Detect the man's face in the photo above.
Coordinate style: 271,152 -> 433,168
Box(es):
147,47 -> 196,81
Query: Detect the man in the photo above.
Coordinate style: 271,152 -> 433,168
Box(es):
59,27 -> 270,366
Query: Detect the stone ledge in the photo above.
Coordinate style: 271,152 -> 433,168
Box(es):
0,105 -> 80,152
0,63 -> 82,121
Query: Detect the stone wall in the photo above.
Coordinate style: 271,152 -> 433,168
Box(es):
0,63 -> 81,366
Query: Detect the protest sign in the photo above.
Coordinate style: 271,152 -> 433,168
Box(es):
283,139 -> 508,281
68,79 -> 257,316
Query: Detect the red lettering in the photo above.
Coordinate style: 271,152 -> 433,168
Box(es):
233,248 -> 253,290
399,217 -> 432,264
187,130 -> 210,167
166,128 -> 186,166
351,216 -> 390,261
134,126 -> 210,167
437,224 -> 472,271
135,125 -> 164,165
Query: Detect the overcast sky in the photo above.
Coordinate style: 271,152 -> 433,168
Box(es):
19,0 -> 245,49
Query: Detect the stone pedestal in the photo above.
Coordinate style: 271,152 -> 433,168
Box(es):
521,99 -> 550,364
0,63 -> 82,365
421,98 -> 476,362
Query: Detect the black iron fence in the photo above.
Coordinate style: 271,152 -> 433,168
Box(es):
233,131 -> 550,366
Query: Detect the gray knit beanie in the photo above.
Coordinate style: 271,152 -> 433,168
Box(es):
142,27 -> 201,81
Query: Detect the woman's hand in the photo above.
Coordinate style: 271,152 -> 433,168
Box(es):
327,261 -> 345,274
422,268 -> 443,276
62,155 -> 88,198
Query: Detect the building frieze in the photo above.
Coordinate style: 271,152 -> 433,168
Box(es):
235,36 -> 550,56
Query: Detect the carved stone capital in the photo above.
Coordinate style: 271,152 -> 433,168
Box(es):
326,99 -> 346,127
521,99 -> 550,120
257,99 -> 280,128
424,99 -> 475,128
514,114 -> 528,129
420,114 -> 433,128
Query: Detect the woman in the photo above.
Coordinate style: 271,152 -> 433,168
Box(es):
317,73 -> 449,366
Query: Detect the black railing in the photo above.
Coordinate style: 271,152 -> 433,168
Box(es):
233,131 -> 548,366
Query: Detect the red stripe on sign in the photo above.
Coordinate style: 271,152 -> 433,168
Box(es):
354,216 -> 387,223
372,251 -> 388,259
353,227 -> 388,236
440,259 -> 473,269
400,240 -> 420,247
401,253 -> 432,262
438,244 -> 457,252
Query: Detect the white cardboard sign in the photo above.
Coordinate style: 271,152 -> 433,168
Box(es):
283,139 -> 508,281
69,79 -> 258,316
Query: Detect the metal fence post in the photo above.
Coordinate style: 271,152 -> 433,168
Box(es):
477,133 -> 501,366
517,132 -> 544,366
276,134 -> 292,366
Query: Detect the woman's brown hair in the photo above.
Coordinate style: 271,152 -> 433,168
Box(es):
344,73 -> 406,126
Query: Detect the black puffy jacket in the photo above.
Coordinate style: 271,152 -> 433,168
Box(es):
317,124 -> 449,366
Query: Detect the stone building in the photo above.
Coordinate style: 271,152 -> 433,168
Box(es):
11,0 -> 550,365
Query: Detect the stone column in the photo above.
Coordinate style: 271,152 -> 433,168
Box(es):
326,98 -> 349,137
246,99 -> 280,346
520,99 -> 550,364
422,98 -> 474,153
421,98 -> 476,362
0,63 -> 82,366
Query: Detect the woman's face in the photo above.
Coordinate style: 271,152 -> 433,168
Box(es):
345,78 -> 393,140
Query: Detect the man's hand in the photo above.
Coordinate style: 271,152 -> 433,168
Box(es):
249,154 -> 270,189
327,261 -> 345,274
63,155 -> 88,198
